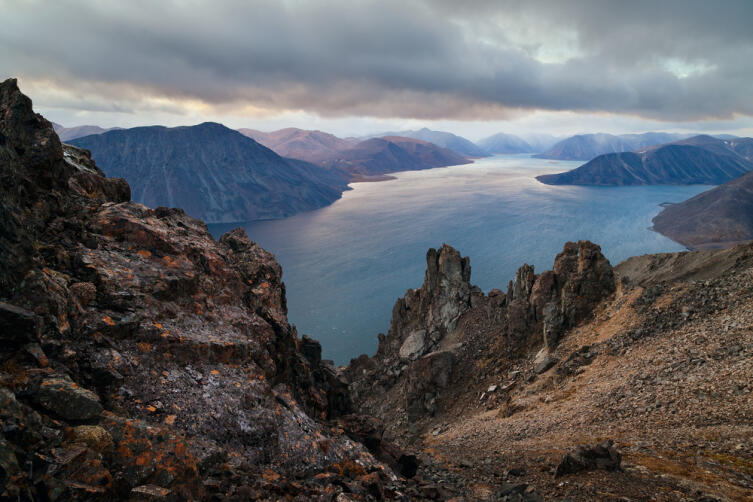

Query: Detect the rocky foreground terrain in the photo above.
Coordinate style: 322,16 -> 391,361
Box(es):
0,79 -> 428,500
2,77 -> 753,501
347,242 -> 753,501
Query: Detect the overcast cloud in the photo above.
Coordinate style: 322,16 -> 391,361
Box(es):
2,0 -> 752,135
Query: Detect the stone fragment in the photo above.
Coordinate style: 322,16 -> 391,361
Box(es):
36,377 -> 103,420
71,425 -> 113,451
130,484 -> 173,501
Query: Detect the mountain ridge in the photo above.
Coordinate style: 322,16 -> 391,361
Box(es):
477,132 -> 534,154
70,122 -> 352,223
373,127 -> 488,157
534,132 -> 689,161
537,135 -> 753,186
652,170 -> 753,249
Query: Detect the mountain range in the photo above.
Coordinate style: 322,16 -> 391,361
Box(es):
320,136 -> 469,179
52,122 -> 122,141
238,127 -> 357,163
70,123 -> 351,223
476,132 -> 534,154
537,135 -> 753,186
242,127 -> 470,180
374,127 -> 488,157
534,132 -> 690,161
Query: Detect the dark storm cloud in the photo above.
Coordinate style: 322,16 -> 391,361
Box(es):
2,0 -> 752,120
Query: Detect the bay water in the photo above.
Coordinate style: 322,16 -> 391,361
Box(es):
209,155 -> 710,364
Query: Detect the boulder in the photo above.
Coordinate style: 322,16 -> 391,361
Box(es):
555,439 -> 622,477
533,349 -> 557,374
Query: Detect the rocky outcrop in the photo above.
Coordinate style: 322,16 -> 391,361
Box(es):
503,241 -> 615,350
0,78 -> 411,500
348,240 -> 615,431
378,245 -> 478,362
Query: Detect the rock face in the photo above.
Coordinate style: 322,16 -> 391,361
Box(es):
349,241 -> 615,426
0,78 -> 407,500
384,245 -> 476,360
69,122 -> 351,223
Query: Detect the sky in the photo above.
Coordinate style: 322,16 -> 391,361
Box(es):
3,0 -> 753,140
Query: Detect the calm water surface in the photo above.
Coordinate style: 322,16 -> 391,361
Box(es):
209,155 -> 710,364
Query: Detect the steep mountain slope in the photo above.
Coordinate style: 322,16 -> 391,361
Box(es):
52,122 -> 121,141
70,123 -> 351,223
321,136 -> 470,179
534,132 -> 685,161
346,240 -> 753,501
536,143 -> 753,186
378,127 -> 488,157
477,132 -> 534,154
238,127 -> 356,163
652,171 -> 753,249
0,78 -> 427,501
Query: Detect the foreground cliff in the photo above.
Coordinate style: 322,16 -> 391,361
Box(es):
0,79 -> 428,500
347,241 -> 753,500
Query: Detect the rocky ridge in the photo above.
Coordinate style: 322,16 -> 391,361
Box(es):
348,241 -> 614,428
346,238 -> 753,500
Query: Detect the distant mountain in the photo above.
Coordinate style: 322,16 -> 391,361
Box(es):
377,128 -> 487,157
534,132 -> 687,161
537,135 -> 753,186
321,136 -> 469,179
70,123 -> 351,223
520,133 -> 562,153
650,134 -> 753,162
653,171 -> 753,249
477,133 -> 533,154
53,122 -> 122,141
238,127 -> 356,163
